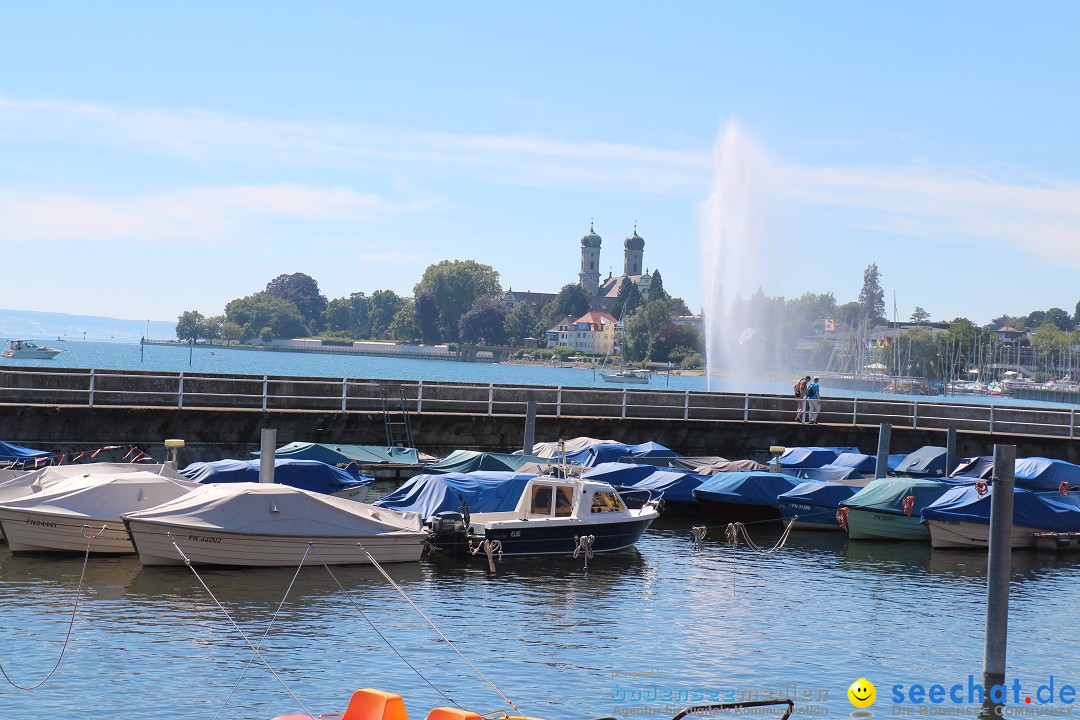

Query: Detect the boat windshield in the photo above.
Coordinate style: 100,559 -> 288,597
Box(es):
554,485 -> 574,517
591,491 -> 624,513
530,485 -> 553,515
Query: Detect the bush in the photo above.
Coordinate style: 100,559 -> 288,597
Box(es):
680,352 -> 703,370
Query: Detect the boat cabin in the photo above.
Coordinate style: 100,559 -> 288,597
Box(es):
467,477 -> 634,529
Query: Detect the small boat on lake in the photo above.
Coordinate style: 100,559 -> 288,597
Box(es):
840,478 -> 956,541
778,480 -> 864,530
124,483 -> 428,567
1,339 -> 63,359
692,471 -> 805,523
923,484 -> 1080,549
599,368 -> 651,384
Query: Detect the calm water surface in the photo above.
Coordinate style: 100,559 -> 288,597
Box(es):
2,524 -> 1080,720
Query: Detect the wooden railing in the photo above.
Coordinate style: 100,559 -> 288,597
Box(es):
1,366 -> 1076,439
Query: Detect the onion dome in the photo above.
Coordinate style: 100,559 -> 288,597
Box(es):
624,228 -> 645,251
580,224 -> 602,248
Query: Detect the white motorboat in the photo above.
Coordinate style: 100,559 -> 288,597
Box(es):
2,340 -> 64,359
123,483 -> 428,567
599,368 -> 651,384
0,469 -> 199,553
446,476 -> 660,556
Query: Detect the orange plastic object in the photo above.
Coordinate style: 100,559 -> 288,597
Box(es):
342,688 -> 410,720
425,709 -> 482,720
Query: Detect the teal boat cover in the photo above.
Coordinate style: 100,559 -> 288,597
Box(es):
252,442 -> 420,465
425,450 -> 547,474
374,471 -> 535,519
923,484 -> 1080,532
842,478 -> 953,514
693,471 -> 804,506
894,446 -> 948,477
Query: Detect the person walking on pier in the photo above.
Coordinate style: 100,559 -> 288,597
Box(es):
794,375 -> 810,423
806,376 -> 822,424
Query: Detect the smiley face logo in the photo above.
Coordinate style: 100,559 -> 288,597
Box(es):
848,678 -> 876,709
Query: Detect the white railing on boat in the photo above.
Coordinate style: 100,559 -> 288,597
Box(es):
0,366 -> 1076,439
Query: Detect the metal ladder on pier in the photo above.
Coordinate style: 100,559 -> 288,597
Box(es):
380,386 -> 414,449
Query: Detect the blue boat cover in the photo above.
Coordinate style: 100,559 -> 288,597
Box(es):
252,442 -> 420,465
582,462 -> 659,487
894,446 -> 948,477
374,471 -> 535,519
424,450 -> 547,474
779,481 -> 860,508
0,441 -> 50,463
566,441 -> 679,467
1014,457 -> 1080,491
923,484 -> 1080,532
830,453 -> 877,472
780,447 -> 860,469
789,464 -> 864,482
693,471 -> 805,506
609,469 -> 706,503
180,459 -> 372,495
842,478 -> 952,514
951,456 -> 994,479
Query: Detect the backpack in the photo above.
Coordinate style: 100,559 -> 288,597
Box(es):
793,379 -> 804,397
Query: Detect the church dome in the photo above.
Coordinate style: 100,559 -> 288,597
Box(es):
624,229 -> 645,251
580,225 -> 602,248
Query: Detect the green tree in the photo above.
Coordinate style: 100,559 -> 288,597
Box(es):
612,278 -> 642,319
259,326 -> 274,345
221,321 -> 245,345
414,260 -> 502,341
910,306 -> 930,323
836,301 -> 864,330
809,339 -> 833,369
897,327 -> 941,380
1044,307 -> 1072,332
649,269 -> 669,302
324,297 -> 356,335
504,302 -> 538,347
225,293 -> 308,339
368,290 -> 405,340
460,298 -> 508,344
265,273 -> 327,332
414,291 -> 441,343
176,311 -> 205,342
1031,322 -> 1069,354
203,315 -> 224,342
858,262 -> 886,324
389,299 -> 419,342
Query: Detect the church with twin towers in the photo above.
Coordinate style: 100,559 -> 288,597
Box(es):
502,223 -> 656,314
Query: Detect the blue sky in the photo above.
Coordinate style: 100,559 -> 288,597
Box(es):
2,2 -> 1079,326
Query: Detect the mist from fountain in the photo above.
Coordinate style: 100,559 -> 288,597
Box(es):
699,122 -> 773,390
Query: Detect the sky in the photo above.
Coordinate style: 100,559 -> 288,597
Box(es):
2,2 -> 1079,327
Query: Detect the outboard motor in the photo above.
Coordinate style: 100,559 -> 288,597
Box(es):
428,511 -> 468,555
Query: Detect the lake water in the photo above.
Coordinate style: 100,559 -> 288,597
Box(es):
2,522 -> 1080,719
3,341 -> 1080,720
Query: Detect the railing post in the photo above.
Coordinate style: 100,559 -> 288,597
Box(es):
852,397 -> 857,425
341,378 -> 348,412
743,393 -> 749,422
417,380 -> 423,414
262,375 -> 269,411
178,372 -> 184,409
622,388 -> 628,419
683,390 -> 690,420
89,369 -> 95,407
556,387 -> 562,417
913,400 -> 918,429
989,404 -> 995,434
488,383 -> 494,416
1071,408 -> 1075,440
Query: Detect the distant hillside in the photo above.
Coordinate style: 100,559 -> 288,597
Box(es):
0,309 -> 176,342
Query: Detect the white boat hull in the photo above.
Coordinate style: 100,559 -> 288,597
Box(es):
599,372 -> 650,384
0,508 -> 134,553
125,519 -> 428,567
926,519 -> 1040,549
845,508 -> 928,541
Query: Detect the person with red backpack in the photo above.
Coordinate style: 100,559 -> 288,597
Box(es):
793,375 -> 810,422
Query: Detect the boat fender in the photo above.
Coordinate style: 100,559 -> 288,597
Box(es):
1062,481 -> 1071,496
975,481 -> 989,497
836,507 -> 849,530
902,495 -> 915,517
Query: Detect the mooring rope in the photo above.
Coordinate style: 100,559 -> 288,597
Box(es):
572,534 -> 596,570
211,544 -> 314,720
308,544 -> 463,710
166,534 -> 313,720
723,517 -> 798,598
691,526 -> 707,549
0,524 -> 106,690
470,539 -> 503,572
360,546 -> 525,717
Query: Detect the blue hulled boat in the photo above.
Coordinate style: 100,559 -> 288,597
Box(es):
778,481 -> 862,530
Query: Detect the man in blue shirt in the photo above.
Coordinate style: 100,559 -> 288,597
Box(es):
806,376 -> 821,424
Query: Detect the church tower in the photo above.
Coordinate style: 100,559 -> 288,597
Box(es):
579,223 -> 602,295
623,225 -> 645,276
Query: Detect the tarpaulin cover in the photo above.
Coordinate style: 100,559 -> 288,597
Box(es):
252,442 -> 420,465
778,481 -> 860,508
181,459 -> 371,495
531,437 -> 619,458
0,441 -> 50,463
894,446 -> 948,477
842,478 -> 952,514
693,472 -> 805,507
668,457 -> 769,474
608,469 -> 706,503
951,456 -> 993,479
1014,457 -> 1080,491
565,441 -> 679,467
780,447 -> 860,469
424,450 -> 547,474
0,471 -> 200,520
582,462 -> 659,487
374,471 -> 535,520
830,452 -> 905,473
789,464 -> 865,482
923,484 -> 1080,532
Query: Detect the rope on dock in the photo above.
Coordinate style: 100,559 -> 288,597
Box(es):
166,533 -> 314,720
359,545 -> 526,718
0,524 -> 106,690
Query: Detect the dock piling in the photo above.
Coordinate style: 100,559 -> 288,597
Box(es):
259,428 -> 277,484
981,443 -> 1015,719
875,423 -> 891,479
